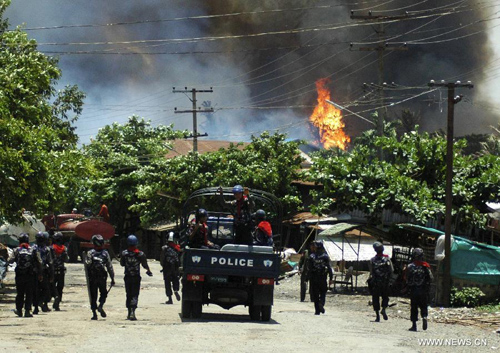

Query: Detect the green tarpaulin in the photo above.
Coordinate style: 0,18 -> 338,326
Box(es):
451,236 -> 500,285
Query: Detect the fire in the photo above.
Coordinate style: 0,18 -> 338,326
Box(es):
309,78 -> 350,150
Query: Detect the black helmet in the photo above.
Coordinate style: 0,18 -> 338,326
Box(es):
92,234 -> 104,247
43,231 -> 50,240
196,208 -> 208,221
35,231 -> 45,243
313,240 -> 324,249
255,209 -> 266,221
412,248 -> 424,260
373,241 -> 384,253
18,233 -> 29,244
53,232 -> 63,242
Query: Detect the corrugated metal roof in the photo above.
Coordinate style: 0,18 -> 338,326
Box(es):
319,236 -> 393,262
397,223 -> 446,237
317,222 -> 361,236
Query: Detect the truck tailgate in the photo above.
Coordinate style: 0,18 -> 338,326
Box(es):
183,248 -> 280,278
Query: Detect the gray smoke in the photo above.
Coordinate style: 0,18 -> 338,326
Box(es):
5,0 -> 500,144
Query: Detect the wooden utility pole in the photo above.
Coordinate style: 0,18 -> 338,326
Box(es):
173,87 -> 214,153
350,11 -> 409,140
428,80 -> 473,307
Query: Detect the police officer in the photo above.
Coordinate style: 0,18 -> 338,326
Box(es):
219,185 -> 254,245
307,241 -> 333,315
120,235 -> 152,320
299,242 -> 314,302
252,210 -> 273,246
32,231 -> 54,314
188,209 -> 218,249
368,241 -> 394,322
406,248 -> 433,331
160,232 -> 181,304
8,233 -> 42,317
50,232 -> 69,311
85,234 -> 115,320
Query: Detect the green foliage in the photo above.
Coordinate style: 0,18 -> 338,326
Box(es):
84,122 -> 304,229
476,299 -> 500,313
450,287 -> 486,308
0,3 -> 86,221
83,116 -> 187,233
306,129 -> 500,228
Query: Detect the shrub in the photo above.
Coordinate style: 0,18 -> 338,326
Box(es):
450,287 -> 486,308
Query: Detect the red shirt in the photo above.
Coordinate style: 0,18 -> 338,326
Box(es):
98,204 -> 110,222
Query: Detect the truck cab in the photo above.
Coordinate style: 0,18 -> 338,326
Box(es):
179,187 -> 282,321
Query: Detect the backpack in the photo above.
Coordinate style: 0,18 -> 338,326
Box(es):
310,253 -> 328,274
89,251 -> 107,275
16,248 -> 34,274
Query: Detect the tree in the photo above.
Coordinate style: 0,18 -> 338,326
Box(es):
307,129 -> 500,230
0,1 -> 86,221
134,131 -> 305,226
83,116 -> 187,234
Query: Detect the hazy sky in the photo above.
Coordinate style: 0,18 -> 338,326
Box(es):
5,1 -> 500,145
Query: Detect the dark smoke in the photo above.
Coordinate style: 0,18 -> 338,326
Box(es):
5,0 -> 499,144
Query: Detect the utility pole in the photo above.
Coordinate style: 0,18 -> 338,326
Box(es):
350,11 -> 409,143
173,87 -> 214,153
428,79 -> 473,307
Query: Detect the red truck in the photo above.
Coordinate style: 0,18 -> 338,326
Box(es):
44,213 -> 115,262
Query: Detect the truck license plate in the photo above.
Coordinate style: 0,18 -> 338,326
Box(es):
210,276 -> 228,283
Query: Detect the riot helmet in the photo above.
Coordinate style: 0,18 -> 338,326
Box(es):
196,208 -> 208,222
127,235 -> 138,246
255,209 -> 266,221
412,247 -> 424,260
373,241 -> 384,254
53,232 -> 63,243
18,233 -> 29,244
232,185 -> 244,194
35,231 -> 45,244
92,234 -> 104,247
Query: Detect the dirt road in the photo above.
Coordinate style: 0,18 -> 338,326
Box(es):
1,261 -> 498,352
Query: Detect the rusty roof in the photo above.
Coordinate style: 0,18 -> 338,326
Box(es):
165,140 -> 248,159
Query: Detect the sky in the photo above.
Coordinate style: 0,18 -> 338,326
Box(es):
5,0 -> 500,146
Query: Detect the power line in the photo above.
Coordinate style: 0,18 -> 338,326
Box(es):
31,5 -> 492,47
17,1 -> 386,31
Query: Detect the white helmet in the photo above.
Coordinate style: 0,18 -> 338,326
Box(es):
167,231 -> 175,242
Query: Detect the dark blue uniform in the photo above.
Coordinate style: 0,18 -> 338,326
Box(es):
50,244 -> 69,309
32,244 -> 54,312
406,262 -> 433,322
9,245 -> 43,316
161,244 -> 180,302
369,254 -> 393,315
307,251 -> 333,315
120,249 -> 150,309
86,249 -> 114,311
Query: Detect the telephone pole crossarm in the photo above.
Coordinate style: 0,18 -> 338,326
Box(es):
173,87 -> 214,154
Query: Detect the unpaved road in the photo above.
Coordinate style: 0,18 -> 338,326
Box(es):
1,261 -> 499,353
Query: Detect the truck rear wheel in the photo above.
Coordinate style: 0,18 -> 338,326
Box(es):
181,299 -> 192,318
249,305 -> 261,321
191,301 -> 202,319
261,305 -> 272,321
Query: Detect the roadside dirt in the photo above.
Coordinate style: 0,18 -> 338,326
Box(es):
1,261 -> 499,352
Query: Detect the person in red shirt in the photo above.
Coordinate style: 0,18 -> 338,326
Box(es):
98,201 -> 110,222
253,209 -> 273,246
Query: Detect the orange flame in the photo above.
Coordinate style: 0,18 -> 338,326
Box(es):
309,78 -> 350,150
